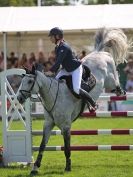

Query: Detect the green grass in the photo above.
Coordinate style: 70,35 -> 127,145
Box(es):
1,118 -> 133,177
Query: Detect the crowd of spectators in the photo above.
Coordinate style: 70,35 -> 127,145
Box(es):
0,50 -> 133,93
117,53 -> 133,93
0,49 -> 86,87
0,49 -> 86,72
0,50 -> 56,93
0,49 -> 133,113
0,50 -> 56,73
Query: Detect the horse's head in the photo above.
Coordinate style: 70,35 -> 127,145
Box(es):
17,66 -> 37,104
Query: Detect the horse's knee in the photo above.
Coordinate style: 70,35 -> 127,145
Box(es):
62,127 -> 70,136
62,127 -> 71,154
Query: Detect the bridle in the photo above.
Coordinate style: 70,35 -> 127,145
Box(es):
19,73 -> 60,118
37,77 -> 59,117
19,74 -> 36,100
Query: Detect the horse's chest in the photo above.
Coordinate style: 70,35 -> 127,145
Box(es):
52,111 -> 71,127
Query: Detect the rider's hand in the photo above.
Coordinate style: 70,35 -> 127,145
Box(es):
45,71 -> 54,76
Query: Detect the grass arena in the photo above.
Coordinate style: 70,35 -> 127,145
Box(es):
1,117 -> 133,177
0,69 -> 133,177
0,25 -> 133,176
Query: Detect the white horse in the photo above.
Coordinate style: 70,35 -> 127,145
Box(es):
17,28 -> 129,175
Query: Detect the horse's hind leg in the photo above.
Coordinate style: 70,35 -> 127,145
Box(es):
62,127 -> 71,171
31,122 -> 54,175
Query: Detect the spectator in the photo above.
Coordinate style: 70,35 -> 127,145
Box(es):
48,50 -> 56,65
125,79 -> 133,92
36,51 -> 46,72
0,52 -> 4,71
44,61 -> 52,72
79,50 -> 86,60
7,60 -> 12,69
124,58 -> 133,79
18,53 -> 28,69
8,52 -> 18,68
117,60 -> 127,90
27,52 -> 36,70
124,54 -> 133,92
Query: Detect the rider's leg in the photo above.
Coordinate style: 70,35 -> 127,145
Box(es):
72,65 -> 96,108
55,69 -> 70,79
79,88 -> 96,108
72,65 -> 82,94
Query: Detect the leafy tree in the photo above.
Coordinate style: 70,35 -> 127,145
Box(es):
0,0 -> 132,7
0,0 -> 9,6
97,0 -> 133,4
40,0 -> 63,6
0,0 -> 35,6
64,0 -> 69,5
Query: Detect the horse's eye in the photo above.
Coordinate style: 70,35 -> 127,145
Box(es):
22,74 -> 25,78
28,80 -> 33,84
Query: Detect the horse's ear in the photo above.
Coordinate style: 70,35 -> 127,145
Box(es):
31,64 -> 36,75
23,66 -> 31,74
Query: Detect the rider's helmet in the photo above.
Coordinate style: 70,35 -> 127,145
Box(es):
48,27 -> 63,39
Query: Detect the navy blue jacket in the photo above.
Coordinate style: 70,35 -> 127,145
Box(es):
50,41 -> 81,72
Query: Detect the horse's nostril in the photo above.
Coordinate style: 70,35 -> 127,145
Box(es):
17,96 -> 23,103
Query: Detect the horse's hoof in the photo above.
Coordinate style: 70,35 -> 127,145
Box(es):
65,167 -> 71,172
30,170 -> 38,176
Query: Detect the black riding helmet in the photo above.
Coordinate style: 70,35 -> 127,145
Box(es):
48,27 -> 63,39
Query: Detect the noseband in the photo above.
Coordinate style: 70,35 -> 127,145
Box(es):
19,74 -> 36,100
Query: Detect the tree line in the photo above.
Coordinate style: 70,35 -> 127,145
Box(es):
0,0 -> 132,7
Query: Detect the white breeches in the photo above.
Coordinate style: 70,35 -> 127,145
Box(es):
56,65 -> 83,94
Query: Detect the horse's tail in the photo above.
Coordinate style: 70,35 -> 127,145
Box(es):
94,28 -> 130,65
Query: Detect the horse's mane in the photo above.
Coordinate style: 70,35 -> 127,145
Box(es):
94,28 -> 130,65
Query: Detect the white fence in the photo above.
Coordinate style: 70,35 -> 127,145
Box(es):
0,69 -> 32,165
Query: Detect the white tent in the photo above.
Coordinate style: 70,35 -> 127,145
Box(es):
0,4 -> 133,32
0,4 -> 133,69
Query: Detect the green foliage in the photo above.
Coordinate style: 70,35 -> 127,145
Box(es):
0,0 -> 9,6
64,0 -> 69,5
97,0 -> 133,4
0,0 -> 132,6
114,0 -> 133,3
42,0 -> 61,6
1,119 -> 133,176
40,0 -> 67,6
86,0 -> 133,4
0,0 -> 35,6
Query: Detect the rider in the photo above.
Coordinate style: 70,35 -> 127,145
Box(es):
47,27 -> 96,108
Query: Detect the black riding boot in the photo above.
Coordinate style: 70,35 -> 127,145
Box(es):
79,88 -> 96,109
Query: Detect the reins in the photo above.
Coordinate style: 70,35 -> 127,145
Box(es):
20,73 -> 60,120
35,77 -> 60,119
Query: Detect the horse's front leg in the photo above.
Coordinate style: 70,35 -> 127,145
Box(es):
31,122 -> 54,175
62,127 -> 71,171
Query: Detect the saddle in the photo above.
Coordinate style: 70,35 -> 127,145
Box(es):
59,65 -> 96,99
59,65 -> 96,118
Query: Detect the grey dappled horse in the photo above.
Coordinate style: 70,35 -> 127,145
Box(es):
17,28 -> 129,175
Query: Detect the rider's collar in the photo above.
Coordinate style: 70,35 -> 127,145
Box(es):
56,40 -> 64,47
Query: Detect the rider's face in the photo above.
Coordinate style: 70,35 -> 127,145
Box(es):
49,36 -> 56,44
